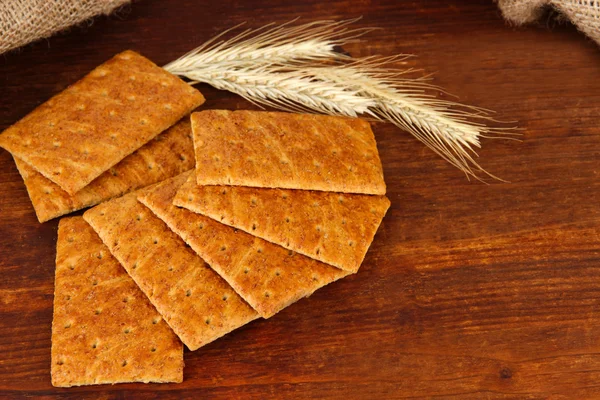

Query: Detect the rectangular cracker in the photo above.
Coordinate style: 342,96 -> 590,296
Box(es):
174,171 -> 390,273
191,110 -> 386,195
0,50 -> 205,194
52,217 -> 183,387
137,172 -> 350,319
83,192 -> 258,351
14,119 -> 195,223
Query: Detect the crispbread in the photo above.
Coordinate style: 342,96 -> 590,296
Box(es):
83,192 -> 258,351
191,110 -> 386,194
14,119 -> 195,223
137,172 -> 350,319
0,50 -> 205,194
174,172 -> 390,273
52,217 -> 183,387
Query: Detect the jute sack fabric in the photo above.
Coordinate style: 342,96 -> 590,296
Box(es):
498,0 -> 600,45
0,0 -> 129,54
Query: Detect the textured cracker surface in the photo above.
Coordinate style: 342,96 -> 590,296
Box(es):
0,50 -> 205,194
191,110 -> 386,194
83,192 -> 258,351
52,217 -> 183,387
174,172 -> 390,272
138,172 -> 349,318
15,119 -> 195,223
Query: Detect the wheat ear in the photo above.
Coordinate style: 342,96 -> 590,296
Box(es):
165,19 -> 516,181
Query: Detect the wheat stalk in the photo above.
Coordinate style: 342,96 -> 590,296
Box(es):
164,19 -> 516,181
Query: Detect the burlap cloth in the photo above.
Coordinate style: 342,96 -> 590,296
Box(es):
498,0 -> 600,45
0,0 -> 129,54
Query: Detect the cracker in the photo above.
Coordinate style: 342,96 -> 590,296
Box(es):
137,172 -> 349,319
52,217 -> 183,387
191,110 -> 386,195
0,50 -> 205,194
83,192 -> 258,351
174,172 -> 390,273
14,119 -> 195,223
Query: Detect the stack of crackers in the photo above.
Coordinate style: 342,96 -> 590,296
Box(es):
0,51 -> 390,387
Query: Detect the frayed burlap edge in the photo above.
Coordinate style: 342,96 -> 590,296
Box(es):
0,0 -> 130,55
497,0 -> 600,45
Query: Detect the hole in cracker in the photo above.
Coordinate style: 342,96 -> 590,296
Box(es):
338,197 -> 344,204
285,217 -> 290,223
153,239 -> 158,245
95,309 -> 101,315
164,103 -> 172,110
221,189 -> 227,195
124,328 -> 131,334
179,154 -> 186,161
67,237 -> 74,243
122,360 -> 128,367
313,276 -> 319,281
148,164 -> 154,170
101,90 -> 108,97
221,245 -> 226,251
264,292 -> 270,298
66,295 -> 71,301
222,295 -> 228,301
316,248 -> 321,255
281,159 -> 288,164
186,290 -> 191,297
97,252 -> 103,259
275,271 -> 280,276
244,268 -> 249,274
140,119 -> 148,125
69,265 -> 75,270
129,75 -> 136,81
100,211 -> 105,216
257,248 -> 262,253
332,150 -> 337,155
56,360 -> 64,366
205,318 -> 211,325
316,226 -> 321,232
132,262 -> 137,269
53,170 -> 61,176
371,208 -> 377,214
342,219 -> 346,225
282,194 -> 288,199
348,166 -> 354,172
123,297 -> 129,303
348,240 -> 354,247
151,347 -> 156,352
252,224 -> 257,231
220,215 -> 225,221
168,267 -> 173,272
314,161 -> 321,168
251,198 -> 257,205
64,322 -> 71,329
92,342 -> 98,349
48,122 -> 55,128
110,133 -> 117,140
92,280 -> 98,286
152,317 -> 160,324
214,156 -> 220,162
44,188 -> 52,195
198,224 -> 204,230
53,141 -> 60,148
110,169 -> 118,177
136,215 -> 142,221
188,196 -> 194,202
288,250 -> 294,256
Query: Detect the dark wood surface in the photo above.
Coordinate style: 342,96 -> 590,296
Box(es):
2,0 -> 600,398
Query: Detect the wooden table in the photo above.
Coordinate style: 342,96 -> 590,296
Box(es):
1,1 -> 599,398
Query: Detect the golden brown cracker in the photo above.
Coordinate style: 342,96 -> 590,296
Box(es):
191,110 -> 385,194
137,172 -> 349,319
83,192 -> 258,351
15,119 -> 195,223
52,217 -> 183,387
174,172 -> 390,272
0,50 -> 204,194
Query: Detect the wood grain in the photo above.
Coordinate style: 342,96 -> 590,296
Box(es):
2,0 -> 600,398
